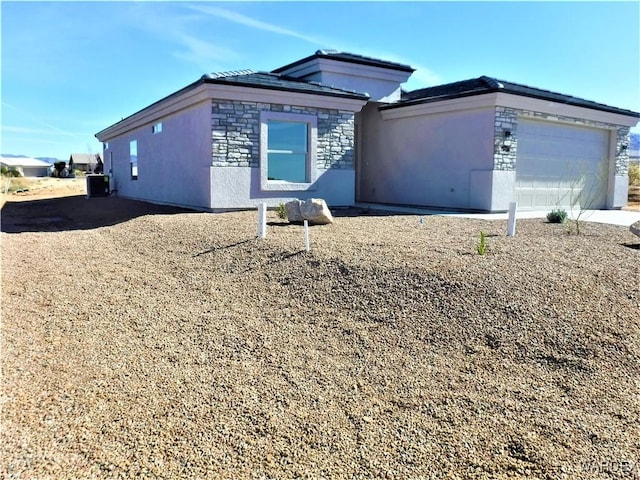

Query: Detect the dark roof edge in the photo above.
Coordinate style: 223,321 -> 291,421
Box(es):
96,75 -> 368,139
382,85 -> 640,118
201,75 -> 368,100
96,78 -> 205,139
273,51 -> 415,74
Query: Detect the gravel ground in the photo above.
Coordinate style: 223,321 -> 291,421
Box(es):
1,196 -> 639,479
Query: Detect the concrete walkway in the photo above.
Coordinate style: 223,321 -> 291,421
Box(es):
355,203 -> 640,227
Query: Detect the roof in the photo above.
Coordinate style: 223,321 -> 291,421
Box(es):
200,70 -> 368,99
272,50 -> 415,74
96,69 -> 370,138
0,156 -> 52,168
69,153 -> 102,163
386,76 -> 640,117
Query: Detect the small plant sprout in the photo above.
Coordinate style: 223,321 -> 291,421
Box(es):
476,231 -> 488,255
276,202 -> 287,220
546,208 -> 568,224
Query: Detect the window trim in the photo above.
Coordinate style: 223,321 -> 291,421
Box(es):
260,111 -> 317,191
130,140 -> 138,180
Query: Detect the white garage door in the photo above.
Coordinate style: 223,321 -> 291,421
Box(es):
515,119 -> 610,210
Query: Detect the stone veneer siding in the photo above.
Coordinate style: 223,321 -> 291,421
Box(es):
211,100 -> 355,170
493,107 -> 519,171
493,107 -> 630,175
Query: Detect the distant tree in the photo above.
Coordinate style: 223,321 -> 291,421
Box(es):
52,161 -> 67,178
94,154 -> 104,174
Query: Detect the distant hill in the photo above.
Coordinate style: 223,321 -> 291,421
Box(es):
1,154 -> 63,164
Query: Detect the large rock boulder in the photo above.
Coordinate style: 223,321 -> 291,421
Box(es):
285,198 -> 334,225
284,200 -> 303,223
630,220 -> 640,238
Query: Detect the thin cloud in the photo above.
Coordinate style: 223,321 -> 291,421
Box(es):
124,4 -> 241,71
171,33 -> 240,72
186,4 -> 329,46
184,5 -> 442,87
1,136 -> 75,147
1,126 -> 62,135
2,103 -> 83,138
403,65 -> 442,88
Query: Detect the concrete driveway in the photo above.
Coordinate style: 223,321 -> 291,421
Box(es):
446,209 -> 640,227
355,203 -> 640,227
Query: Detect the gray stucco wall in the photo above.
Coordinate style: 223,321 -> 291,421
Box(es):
358,103 -> 496,210
103,102 -> 212,209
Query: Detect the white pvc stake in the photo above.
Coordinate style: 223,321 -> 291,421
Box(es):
304,220 -> 310,252
507,201 -> 517,237
257,202 -> 267,239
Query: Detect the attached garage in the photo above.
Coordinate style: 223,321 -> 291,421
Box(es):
372,75 -> 639,212
515,119 -> 611,210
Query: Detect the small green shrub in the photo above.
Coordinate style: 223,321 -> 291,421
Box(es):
629,163 -> 640,186
276,202 -> 287,220
476,231 -> 487,256
1,166 -> 21,177
546,208 -> 568,224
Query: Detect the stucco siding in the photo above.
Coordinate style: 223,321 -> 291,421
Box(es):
359,103 -> 495,209
210,167 -> 355,210
103,102 -> 212,209
314,72 -> 403,103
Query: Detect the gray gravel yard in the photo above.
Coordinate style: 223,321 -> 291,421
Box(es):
1,196 -> 639,479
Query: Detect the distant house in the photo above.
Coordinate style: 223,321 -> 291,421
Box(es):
629,133 -> 640,165
69,153 -> 102,173
0,156 -> 52,177
96,50 -> 640,212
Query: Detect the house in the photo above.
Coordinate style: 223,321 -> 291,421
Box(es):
0,156 -> 52,177
69,153 -> 103,173
361,77 -> 640,211
629,133 -> 640,165
95,50 -> 640,212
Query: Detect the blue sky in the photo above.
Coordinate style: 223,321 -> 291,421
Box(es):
1,1 -> 639,160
